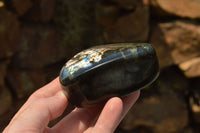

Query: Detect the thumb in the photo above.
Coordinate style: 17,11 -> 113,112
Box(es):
4,90 -> 68,133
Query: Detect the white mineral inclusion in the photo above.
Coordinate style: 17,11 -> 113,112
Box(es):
129,48 -> 138,58
64,48 -> 108,79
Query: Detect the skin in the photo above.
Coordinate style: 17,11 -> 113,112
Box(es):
3,77 -> 140,133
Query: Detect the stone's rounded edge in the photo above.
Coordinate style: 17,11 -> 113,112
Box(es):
59,65 -> 69,86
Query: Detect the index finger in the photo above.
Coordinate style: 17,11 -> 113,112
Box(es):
12,77 -> 65,119
32,77 -> 63,98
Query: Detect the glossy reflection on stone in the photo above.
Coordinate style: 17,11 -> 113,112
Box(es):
59,43 -> 159,107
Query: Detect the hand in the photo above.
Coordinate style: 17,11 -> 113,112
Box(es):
3,77 -> 140,133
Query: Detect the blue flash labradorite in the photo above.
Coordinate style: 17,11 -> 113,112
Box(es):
59,43 -> 159,107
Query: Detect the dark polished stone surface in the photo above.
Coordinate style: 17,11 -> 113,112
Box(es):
59,43 -> 159,107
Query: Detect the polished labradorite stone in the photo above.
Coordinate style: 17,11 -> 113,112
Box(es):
59,43 -> 159,107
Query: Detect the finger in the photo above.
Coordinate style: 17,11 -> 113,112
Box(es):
32,77 -> 63,98
5,90 -> 68,133
120,90 -> 140,119
52,91 -> 140,133
91,97 -> 123,133
51,105 -> 103,133
11,77 -> 64,120
92,91 -> 140,133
